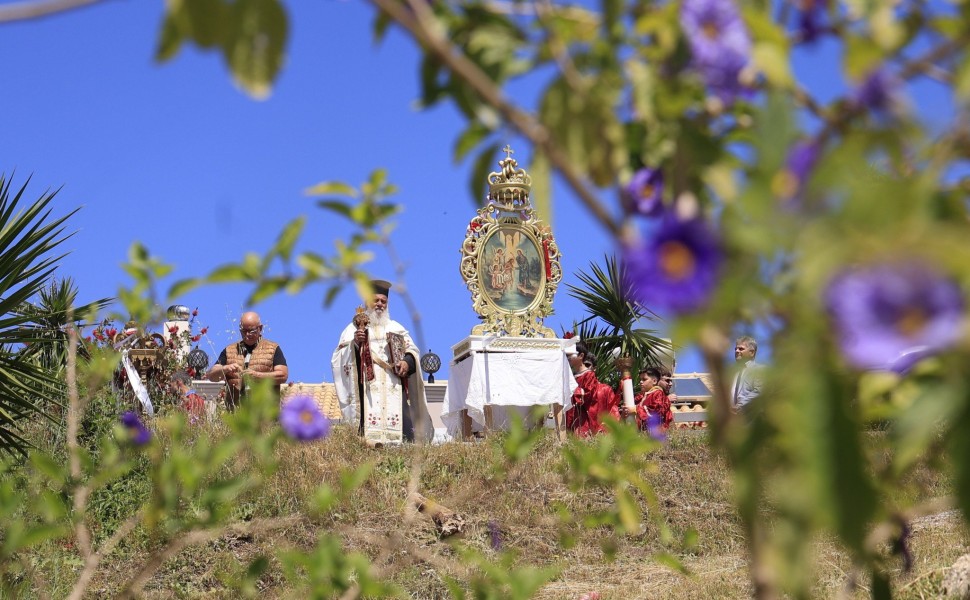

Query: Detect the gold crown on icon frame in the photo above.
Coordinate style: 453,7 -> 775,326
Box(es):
487,145 -> 532,207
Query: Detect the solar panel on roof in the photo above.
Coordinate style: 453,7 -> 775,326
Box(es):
671,377 -> 712,396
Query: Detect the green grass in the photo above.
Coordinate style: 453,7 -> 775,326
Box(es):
5,423 -> 968,599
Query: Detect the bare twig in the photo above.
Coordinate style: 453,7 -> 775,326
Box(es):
65,310 -> 94,561
0,0 -> 106,23
67,509 -> 144,600
382,238 -> 427,354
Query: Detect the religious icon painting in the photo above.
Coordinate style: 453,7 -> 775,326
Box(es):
459,146 -> 562,337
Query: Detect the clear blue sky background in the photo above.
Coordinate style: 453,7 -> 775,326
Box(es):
2,0 -> 697,382
2,1 -> 953,382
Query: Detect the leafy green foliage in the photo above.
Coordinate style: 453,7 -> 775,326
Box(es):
156,0 -> 288,99
567,255 -> 672,384
0,175 -> 86,455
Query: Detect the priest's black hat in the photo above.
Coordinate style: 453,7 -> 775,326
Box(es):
370,279 -> 392,297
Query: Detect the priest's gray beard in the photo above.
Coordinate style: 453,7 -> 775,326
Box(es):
365,307 -> 390,329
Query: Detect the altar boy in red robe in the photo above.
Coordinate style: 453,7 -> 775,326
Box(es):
566,341 -> 616,437
635,366 -> 673,433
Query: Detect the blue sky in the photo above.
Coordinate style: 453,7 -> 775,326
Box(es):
5,2 -> 954,383
2,1 -> 700,382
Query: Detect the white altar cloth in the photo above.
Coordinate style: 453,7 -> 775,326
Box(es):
442,349 -> 577,436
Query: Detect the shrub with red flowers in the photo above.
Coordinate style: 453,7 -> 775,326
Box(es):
86,308 -> 215,414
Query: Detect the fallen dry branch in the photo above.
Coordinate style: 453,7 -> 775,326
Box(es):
409,492 -> 466,537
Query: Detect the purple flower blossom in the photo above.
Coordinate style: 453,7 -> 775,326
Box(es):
776,140 -> 820,201
488,520 -> 502,551
825,261 -> 964,370
623,216 -> 722,314
795,0 -> 826,43
680,0 -> 752,103
623,168 -> 665,217
646,412 -> 667,443
120,411 -> 151,446
850,68 -> 902,114
280,395 -> 331,441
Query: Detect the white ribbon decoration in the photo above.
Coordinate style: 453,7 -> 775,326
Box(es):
121,349 -> 155,416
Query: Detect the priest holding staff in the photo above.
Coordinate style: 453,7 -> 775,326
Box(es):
331,280 -> 433,445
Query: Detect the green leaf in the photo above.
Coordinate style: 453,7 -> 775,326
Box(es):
322,284 -> 342,307
454,122 -> 491,162
247,277 -> 288,305
315,199 -> 354,221
843,35 -> 885,80
155,2 -> 185,62
185,0 -> 229,48
954,54 -> 970,104
529,150 -> 552,224
751,42 -> 793,89
271,216 -> 305,263
653,551 -> 689,574
28,452 -> 64,485
304,181 -> 358,198
167,277 -> 202,300
222,0 -> 288,99
207,263 -> 250,283
469,143 -> 500,207
950,397 -> 970,526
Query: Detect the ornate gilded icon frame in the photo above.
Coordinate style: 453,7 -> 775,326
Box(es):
459,147 -> 562,337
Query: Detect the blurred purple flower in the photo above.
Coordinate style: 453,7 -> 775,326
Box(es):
280,395 -> 331,441
795,0 -> 826,43
825,261 -> 964,370
624,168 -> 665,217
680,0 -> 751,103
889,346 -> 933,375
776,140 -> 820,202
488,520 -> 502,551
851,68 -> 902,114
623,216 -> 722,314
646,412 -> 667,443
120,411 -> 151,446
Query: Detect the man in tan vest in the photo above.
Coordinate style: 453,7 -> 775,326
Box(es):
206,311 -> 288,410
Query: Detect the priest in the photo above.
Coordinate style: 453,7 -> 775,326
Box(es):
331,280 -> 433,445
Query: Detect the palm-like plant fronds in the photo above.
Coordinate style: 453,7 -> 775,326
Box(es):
0,175 -> 84,454
566,255 -> 673,385
16,277 -> 112,372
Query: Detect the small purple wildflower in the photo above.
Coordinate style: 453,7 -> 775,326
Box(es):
825,261 -> 964,370
623,216 -> 722,314
279,395 -> 331,441
850,68 -> 902,114
623,168 -> 665,217
120,411 -> 151,446
646,412 -> 667,443
488,520 -> 503,551
680,0 -> 752,104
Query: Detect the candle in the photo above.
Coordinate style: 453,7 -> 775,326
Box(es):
622,377 -> 635,409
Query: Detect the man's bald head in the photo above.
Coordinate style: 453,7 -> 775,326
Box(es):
239,312 -> 263,343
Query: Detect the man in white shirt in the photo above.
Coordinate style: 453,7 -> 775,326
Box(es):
732,335 -> 763,410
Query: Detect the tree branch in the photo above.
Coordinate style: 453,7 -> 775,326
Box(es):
0,0 -> 107,23
369,0 -> 621,237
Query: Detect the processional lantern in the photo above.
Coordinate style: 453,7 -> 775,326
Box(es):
458,146 -> 562,338
420,350 -> 441,383
187,347 -> 210,376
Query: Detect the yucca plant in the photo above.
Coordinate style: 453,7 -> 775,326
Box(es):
566,255 -> 672,385
15,277 -> 111,373
0,175 -> 84,454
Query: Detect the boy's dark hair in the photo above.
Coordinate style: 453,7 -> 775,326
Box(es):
641,366 -> 662,381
